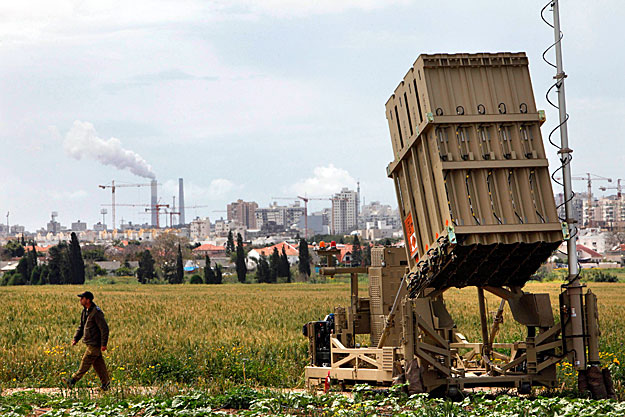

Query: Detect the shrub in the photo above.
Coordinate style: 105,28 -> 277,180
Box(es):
189,274 -> 203,284
115,266 -> 134,276
584,269 -> 618,283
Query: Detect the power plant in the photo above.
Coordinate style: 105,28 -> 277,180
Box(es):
150,179 -> 158,227
179,178 -> 185,226
96,178 -> 188,229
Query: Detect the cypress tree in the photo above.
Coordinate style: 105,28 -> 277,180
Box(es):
68,232 -> 85,284
352,235 -> 362,266
256,255 -> 270,283
235,233 -> 247,283
298,238 -> 311,278
226,231 -> 235,254
214,264 -> 223,284
27,241 -> 38,283
204,255 -> 215,284
280,246 -> 291,282
269,247 -> 280,283
173,244 -> 184,284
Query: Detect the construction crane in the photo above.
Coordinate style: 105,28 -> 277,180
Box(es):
271,196 -> 350,237
165,202 -> 209,227
556,173 -> 612,227
145,204 -> 170,229
271,196 -> 332,238
98,181 -> 153,230
102,202 -> 163,228
600,179 -> 623,231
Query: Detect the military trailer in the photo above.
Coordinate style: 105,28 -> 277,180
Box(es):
304,52 -> 612,397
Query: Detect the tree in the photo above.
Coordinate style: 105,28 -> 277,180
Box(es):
255,255 -> 270,283
83,245 -> 106,261
26,241 -> 38,283
351,235 -> 362,266
269,247 -> 280,283
137,250 -> 155,284
47,243 -> 70,284
606,232 -> 625,250
235,233 -> 247,283
280,246 -> 292,283
30,264 -> 47,285
68,232 -> 85,285
152,232 -> 190,268
189,274 -> 203,284
298,238 -> 311,278
14,242 -> 37,285
151,232 -> 190,282
15,257 -> 29,284
226,231 -> 235,255
363,243 -> 372,267
4,240 -> 24,258
204,255 -> 216,284
170,244 -> 184,284
214,264 -> 223,284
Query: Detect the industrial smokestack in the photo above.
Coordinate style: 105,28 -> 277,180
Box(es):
151,179 -> 158,227
178,178 -> 185,225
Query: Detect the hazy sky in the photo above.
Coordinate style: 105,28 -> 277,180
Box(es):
1,0 -> 623,230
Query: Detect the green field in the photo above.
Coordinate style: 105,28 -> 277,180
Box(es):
1,281 -> 624,398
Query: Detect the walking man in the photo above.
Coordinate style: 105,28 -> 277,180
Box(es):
64,291 -> 110,391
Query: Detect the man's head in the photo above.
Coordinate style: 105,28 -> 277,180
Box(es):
77,291 -> 94,308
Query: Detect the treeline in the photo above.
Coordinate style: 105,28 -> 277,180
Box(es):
255,246 -> 292,283
1,233 -> 85,286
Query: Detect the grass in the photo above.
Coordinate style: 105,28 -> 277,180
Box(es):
0,280 -> 624,397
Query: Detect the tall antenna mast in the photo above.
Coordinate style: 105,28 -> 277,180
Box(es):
549,0 -> 585,370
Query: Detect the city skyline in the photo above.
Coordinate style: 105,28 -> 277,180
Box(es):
2,1 -> 624,231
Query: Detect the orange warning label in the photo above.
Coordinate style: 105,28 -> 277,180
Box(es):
404,212 -> 418,258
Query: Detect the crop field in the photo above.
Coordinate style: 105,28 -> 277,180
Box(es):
1,281 -> 625,399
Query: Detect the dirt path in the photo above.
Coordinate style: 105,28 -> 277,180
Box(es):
1,386 -> 160,397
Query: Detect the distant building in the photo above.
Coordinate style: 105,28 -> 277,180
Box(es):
555,192 -> 586,227
190,217 -> 211,240
255,201 -> 305,231
331,188 -> 358,234
71,220 -> 87,232
360,201 -> 400,230
577,229 -> 610,254
296,214 -> 326,236
93,222 -> 107,232
47,212 -> 61,234
247,242 -> 299,266
193,243 -> 226,257
227,199 -> 258,229
214,219 -> 232,236
10,224 -> 25,235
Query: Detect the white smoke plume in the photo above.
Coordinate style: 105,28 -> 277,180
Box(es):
63,120 -> 156,179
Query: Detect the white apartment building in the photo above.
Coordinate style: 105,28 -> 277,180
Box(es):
190,217 -> 211,240
332,188 -> 358,234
